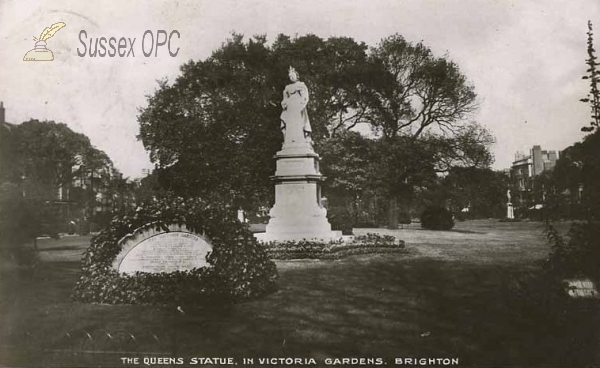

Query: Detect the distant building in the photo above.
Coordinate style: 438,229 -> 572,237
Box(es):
510,145 -> 558,208
0,101 -> 5,125
141,168 -> 153,177
0,101 -> 16,132
0,102 -> 18,184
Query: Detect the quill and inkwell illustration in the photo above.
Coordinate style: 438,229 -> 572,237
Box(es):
23,22 -> 66,61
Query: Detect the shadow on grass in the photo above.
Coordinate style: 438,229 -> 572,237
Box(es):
1,254 -> 599,367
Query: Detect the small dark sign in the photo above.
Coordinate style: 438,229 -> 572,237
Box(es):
563,279 -> 599,299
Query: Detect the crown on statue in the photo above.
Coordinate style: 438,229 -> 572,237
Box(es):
288,66 -> 299,80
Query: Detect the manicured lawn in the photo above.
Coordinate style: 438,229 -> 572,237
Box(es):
1,220 -> 598,367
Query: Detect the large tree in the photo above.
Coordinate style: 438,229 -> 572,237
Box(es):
365,34 -> 478,139
441,167 -> 509,219
138,34 -> 374,211
139,35 -> 278,210
0,119 -> 116,247
361,34 -> 489,228
8,120 -> 93,199
138,33 -> 493,228
581,21 -> 600,133
551,131 -> 600,219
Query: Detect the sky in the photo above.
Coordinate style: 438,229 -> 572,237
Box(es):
1,0 -> 598,178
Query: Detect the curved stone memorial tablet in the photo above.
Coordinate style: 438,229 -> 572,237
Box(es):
112,224 -> 212,274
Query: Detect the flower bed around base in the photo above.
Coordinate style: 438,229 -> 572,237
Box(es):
264,233 -> 406,260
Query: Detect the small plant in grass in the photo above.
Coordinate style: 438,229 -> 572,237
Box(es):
72,196 -> 278,305
420,206 -> 454,230
264,233 -> 404,260
545,221 -> 600,285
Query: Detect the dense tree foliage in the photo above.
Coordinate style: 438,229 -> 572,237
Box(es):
548,131 -> 600,219
138,33 -> 494,226
0,120 -> 117,248
441,167 -> 509,219
544,22 -> 600,220
544,21 -> 600,287
139,34 -> 376,211
365,34 -> 478,140
2,120 -> 105,199
364,35 -> 489,228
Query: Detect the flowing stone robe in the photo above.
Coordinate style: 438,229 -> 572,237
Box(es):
280,80 -> 312,148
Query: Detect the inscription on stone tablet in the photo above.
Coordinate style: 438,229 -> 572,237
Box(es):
113,225 -> 212,274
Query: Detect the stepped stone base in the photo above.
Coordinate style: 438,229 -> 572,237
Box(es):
255,146 -> 343,243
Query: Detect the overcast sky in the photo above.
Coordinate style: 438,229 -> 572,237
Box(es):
1,0 -> 598,178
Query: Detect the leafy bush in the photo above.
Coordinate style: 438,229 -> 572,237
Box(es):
0,183 -> 58,269
327,206 -> 354,235
545,221 -> 600,284
0,246 -> 39,270
72,197 -> 278,305
264,233 -> 404,260
420,206 -> 454,230
0,183 -> 59,248
398,211 -> 412,225
454,211 -> 467,222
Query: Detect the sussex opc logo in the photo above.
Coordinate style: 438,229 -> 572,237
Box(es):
23,22 -> 66,61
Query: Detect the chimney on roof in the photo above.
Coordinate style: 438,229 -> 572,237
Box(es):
0,102 -> 5,125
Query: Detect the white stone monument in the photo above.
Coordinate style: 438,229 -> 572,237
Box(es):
506,189 -> 515,219
255,67 -> 342,242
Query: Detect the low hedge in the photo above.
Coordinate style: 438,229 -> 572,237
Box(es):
264,233 -> 405,260
72,197 -> 278,305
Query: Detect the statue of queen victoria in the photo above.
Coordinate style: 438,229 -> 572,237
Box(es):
280,66 -> 312,147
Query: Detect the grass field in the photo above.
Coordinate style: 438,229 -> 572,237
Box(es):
1,220 -> 599,367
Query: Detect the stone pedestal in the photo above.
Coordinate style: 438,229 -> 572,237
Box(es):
255,141 -> 342,243
507,203 -> 514,219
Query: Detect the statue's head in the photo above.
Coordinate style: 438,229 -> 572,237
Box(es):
288,66 -> 299,82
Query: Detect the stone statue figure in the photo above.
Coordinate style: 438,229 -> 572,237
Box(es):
507,189 -> 512,203
280,66 -> 312,146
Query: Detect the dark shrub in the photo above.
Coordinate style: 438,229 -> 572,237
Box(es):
454,211 -> 467,222
420,206 -> 454,230
545,221 -> 600,284
398,210 -> 412,225
327,207 -> 354,235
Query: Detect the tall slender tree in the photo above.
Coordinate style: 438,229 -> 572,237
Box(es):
581,21 -> 600,133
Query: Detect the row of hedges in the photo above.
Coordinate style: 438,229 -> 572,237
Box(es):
264,233 -> 405,260
326,206 -> 411,233
328,205 -> 456,232
72,197 -> 278,306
